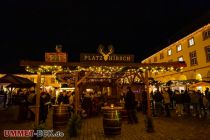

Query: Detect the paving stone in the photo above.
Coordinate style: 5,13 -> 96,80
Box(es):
1,108 -> 210,140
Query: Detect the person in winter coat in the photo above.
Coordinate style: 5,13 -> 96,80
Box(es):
153,90 -> 164,116
162,88 -> 171,117
125,86 -> 138,124
174,90 -> 184,117
183,90 -> 191,116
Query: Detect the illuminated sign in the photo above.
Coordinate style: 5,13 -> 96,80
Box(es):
80,45 -> 134,62
45,53 -> 68,62
80,53 -> 134,62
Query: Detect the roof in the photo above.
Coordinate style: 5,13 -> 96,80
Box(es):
0,74 -> 35,88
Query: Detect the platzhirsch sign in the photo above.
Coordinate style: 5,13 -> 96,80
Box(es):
80,53 -> 134,62
45,53 -> 68,62
80,45 -> 134,62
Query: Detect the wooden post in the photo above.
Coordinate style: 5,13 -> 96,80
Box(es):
75,71 -> 92,113
145,70 -> 154,132
145,70 -> 151,117
75,72 -> 79,114
35,72 -> 41,128
111,79 -> 117,97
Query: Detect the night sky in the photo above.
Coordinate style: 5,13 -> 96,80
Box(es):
0,1 -> 210,73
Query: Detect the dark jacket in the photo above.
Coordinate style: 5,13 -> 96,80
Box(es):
174,94 -> 184,104
153,91 -> 163,102
125,90 -> 136,110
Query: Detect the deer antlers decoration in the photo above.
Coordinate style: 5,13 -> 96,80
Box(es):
98,44 -> 114,61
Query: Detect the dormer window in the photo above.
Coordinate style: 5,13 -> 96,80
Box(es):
168,49 -> 172,56
203,29 -> 210,40
188,37 -> 195,46
177,44 -> 182,52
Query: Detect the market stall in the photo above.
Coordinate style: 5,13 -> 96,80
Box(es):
20,45 -> 187,131
189,81 -> 210,93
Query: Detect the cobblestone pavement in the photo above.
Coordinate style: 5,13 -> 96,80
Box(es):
66,113 -> 210,140
1,106 -> 210,140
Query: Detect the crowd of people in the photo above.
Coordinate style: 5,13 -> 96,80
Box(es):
1,86 -> 210,125
51,90 -> 105,118
150,87 -> 210,118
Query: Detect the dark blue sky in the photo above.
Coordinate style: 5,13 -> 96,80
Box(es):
0,0 -> 210,73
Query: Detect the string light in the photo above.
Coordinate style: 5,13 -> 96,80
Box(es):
25,63 -> 185,84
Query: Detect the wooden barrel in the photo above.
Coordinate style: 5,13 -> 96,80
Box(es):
53,104 -> 69,129
103,109 -> 122,135
120,109 -> 128,121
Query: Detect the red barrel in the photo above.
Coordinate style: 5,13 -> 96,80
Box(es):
103,109 -> 122,135
53,104 -> 69,129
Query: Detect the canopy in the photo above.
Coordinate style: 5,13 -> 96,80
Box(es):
0,74 -> 35,88
189,81 -> 210,88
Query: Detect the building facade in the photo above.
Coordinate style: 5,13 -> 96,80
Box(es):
142,23 -> 210,83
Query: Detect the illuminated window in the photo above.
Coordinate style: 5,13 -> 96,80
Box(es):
188,37 -> 195,46
168,49 -> 172,56
160,53 -> 164,59
189,51 -> 197,65
203,29 -> 210,40
176,44 -> 182,52
205,46 -> 210,62
178,56 -> 184,61
154,56 -> 157,62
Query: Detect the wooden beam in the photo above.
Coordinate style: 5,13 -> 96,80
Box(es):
136,72 -> 146,84
145,70 -> 151,118
74,71 -> 93,114
35,72 -> 41,128
75,72 -> 79,114
76,71 -> 92,86
131,75 -> 136,83
20,60 -> 187,68
145,70 -> 154,132
127,75 -> 132,85
140,72 -> 146,83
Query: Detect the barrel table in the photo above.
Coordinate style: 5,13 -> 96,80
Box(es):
52,104 -> 70,129
101,106 -> 123,135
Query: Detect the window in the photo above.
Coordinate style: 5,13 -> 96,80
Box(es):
203,29 -> 210,40
178,56 -> 184,61
188,37 -> 195,46
205,46 -> 210,62
189,51 -> 197,65
154,56 -> 157,62
176,44 -> 182,52
168,49 -> 172,56
160,53 -> 164,59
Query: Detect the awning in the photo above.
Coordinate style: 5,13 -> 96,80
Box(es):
0,74 -> 35,88
189,81 -> 210,88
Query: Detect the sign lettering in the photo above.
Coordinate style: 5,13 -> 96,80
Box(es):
80,53 -> 134,62
45,53 -> 68,62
